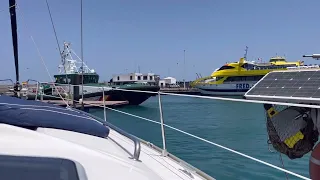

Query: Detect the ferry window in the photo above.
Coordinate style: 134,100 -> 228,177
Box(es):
117,76 -> 120,81
224,77 -> 232,82
216,77 -> 224,81
241,63 -> 255,70
130,76 -> 133,80
143,76 -> 148,80
150,76 -> 153,80
245,76 -> 253,81
138,76 -> 141,80
218,66 -> 234,71
225,76 -> 247,82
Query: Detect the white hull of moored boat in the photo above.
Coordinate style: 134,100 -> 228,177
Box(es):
196,81 -> 257,96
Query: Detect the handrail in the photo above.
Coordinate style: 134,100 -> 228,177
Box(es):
72,108 -> 141,161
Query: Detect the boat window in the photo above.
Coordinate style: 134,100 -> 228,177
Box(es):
143,76 -> 148,80
270,58 -> 286,63
0,155 -> 85,180
225,75 -> 264,82
216,77 -> 224,81
138,76 -> 141,80
55,76 -> 71,84
241,63 -> 255,70
218,65 -> 235,71
130,76 -> 133,80
150,76 -> 153,80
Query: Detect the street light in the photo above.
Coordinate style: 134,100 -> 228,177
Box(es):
183,50 -> 186,89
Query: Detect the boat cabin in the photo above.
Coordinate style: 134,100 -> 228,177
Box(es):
54,73 -> 99,85
110,72 -> 160,86
269,56 -> 286,63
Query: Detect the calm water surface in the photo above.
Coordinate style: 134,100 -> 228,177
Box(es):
90,95 -> 309,180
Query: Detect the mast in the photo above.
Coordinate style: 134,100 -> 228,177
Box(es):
9,0 -> 21,97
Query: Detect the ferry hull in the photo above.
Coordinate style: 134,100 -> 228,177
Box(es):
196,82 -> 256,96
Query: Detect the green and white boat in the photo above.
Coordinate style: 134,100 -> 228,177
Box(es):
30,42 -> 159,105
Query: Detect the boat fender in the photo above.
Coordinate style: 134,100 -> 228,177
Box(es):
310,142 -> 320,179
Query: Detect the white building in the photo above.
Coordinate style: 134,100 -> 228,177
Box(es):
111,73 -> 159,85
158,77 -> 179,88
163,77 -> 176,85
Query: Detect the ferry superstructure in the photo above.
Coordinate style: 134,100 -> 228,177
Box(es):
192,56 -> 315,96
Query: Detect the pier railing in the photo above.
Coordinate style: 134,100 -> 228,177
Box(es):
27,82 -> 316,180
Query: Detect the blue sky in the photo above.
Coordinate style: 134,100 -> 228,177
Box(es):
1,0 -> 320,82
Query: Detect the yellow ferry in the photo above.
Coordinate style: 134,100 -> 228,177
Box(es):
192,56 -> 317,96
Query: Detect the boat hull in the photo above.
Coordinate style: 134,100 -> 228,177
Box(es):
196,81 -> 257,96
105,86 -> 159,105
28,85 -> 160,105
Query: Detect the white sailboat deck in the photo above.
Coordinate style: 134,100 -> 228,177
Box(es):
0,123 -> 210,180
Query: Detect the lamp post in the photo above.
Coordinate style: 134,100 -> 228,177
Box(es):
183,50 -> 186,89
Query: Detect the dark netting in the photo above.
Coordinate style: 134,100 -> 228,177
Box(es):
264,104 -> 319,159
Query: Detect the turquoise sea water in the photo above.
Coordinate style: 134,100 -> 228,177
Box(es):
90,95 -> 310,180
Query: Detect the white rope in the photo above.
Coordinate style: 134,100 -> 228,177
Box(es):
57,97 -> 309,180
15,5 -> 70,108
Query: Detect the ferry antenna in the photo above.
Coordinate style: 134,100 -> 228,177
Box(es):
244,46 -> 248,59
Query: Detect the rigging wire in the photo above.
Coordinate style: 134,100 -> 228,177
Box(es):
45,0 -> 62,64
15,5 -> 70,107
45,0 -> 71,97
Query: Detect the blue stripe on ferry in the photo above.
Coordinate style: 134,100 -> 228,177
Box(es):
198,88 -> 249,92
